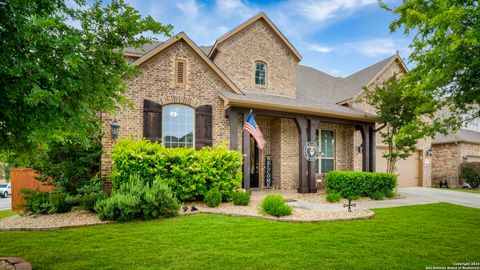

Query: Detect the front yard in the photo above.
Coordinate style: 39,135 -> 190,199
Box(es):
0,203 -> 478,269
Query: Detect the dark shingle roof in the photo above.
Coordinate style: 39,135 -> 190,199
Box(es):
125,41 -> 164,55
433,129 -> 480,144
199,45 -> 212,55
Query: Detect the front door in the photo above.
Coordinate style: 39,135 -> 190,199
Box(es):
250,136 -> 259,188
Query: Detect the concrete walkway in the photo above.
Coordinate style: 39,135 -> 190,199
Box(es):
287,187 -> 480,211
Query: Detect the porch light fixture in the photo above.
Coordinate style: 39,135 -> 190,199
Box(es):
426,148 -> 433,157
357,144 -> 363,153
463,155 -> 469,161
111,119 -> 120,139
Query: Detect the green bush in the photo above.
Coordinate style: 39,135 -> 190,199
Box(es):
385,190 -> 396,199
460,162 -> 480,188
326,192 -> 341,203
260,195 -> 292,217
67,176 -> 105,212
204,189 -> 222,207
370,191 -> 385,200
21,189 -> 72,215
232,190 -> 251,206
95,174 -> 180,221
326,171 -> 397,199
111,138 -> 243,202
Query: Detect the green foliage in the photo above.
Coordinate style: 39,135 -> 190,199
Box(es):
111,138 -> 243,202
260,195 -> 292,217
66,176 -> 105,212
33,134 -> 102,194
95,174 -> 180,221
370,191 -> 385,201
365,76 -> 436,174
232,190 -> 251,206
326,171 -> 397,199
0,0 -> 172,161
381,1 -> 480,124
385,190 -> 397,199
325,192 -> 341,203
460,162 -> 480,189
21,189 -> 72,215
204,189 -> 222,208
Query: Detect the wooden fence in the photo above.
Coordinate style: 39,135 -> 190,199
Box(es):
10,168 -> 53,211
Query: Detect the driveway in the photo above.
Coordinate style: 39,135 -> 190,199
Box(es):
288,187 -> 480,211
0,197 -> 11,210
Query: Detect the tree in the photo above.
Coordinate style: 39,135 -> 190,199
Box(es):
0,0 -> 172,162
365,76 -> 437,173
381,0 -> 480,124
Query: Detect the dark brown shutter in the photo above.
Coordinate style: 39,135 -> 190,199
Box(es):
143,100 -> 162,142
195,105 -> 212,150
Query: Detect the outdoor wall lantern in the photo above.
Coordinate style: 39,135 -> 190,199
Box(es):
357,144 -> 363,153
111,119 -> 120,139
463,156 -> 469,161
426,148 -> 433,157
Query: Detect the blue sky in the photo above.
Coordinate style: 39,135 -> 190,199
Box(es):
123,0 -> 412,77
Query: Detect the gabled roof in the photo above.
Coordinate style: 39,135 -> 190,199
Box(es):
132,32 -> 243,94
125,41 -> 164,57
433,129 -> 480,145
208,12 -> 302,62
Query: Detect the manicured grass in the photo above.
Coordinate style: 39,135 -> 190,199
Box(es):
0,210 -> 16,219
433,187 -> 480,194
0,203 -> 479,269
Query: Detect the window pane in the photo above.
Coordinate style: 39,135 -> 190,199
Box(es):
321,130 -> 334,158
321,159 -> 334,173
162,104 -> 194,148
255,62 -> 266,85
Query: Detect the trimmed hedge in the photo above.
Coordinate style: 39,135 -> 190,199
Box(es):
326,171 -> 397,199
111,138 -> 243,202
260,195 -> 292,217
460,162 -> 480,188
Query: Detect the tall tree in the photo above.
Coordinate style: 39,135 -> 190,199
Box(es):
0,0 -> 172,162
365,76 -> 437,173
381,0 -> 480,124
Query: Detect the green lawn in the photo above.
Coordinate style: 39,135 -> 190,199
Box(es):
0,210 -> 16,219
433,187 -> 480,194
0,203 -> 478,269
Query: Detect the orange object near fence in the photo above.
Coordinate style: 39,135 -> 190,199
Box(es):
10,168 -> 54,211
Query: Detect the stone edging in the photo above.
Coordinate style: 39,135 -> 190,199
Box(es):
191,209 -> 375,223
0,257 -> 32,270
0,220 -> 114,231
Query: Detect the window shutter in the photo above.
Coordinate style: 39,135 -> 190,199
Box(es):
143,100 -> 162,142
195,105 -> 212,150
175,59 -> 186,87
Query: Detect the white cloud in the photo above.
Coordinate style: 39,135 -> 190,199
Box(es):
295,0 -> 377,23
307,43 -> 333,53
351,38 -> 398,57
177,0 -> 202,18
215,0 -> 258,20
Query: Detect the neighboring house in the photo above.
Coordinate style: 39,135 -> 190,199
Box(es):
101,12 -> 432,193
432,116 -> 480,187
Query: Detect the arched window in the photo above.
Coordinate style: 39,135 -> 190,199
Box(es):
162,104 -> 195,148
255,61 -> 266,86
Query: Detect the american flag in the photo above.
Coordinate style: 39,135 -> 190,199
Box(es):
243,111 -> 266,150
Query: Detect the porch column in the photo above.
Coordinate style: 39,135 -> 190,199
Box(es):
358,125 -> 370,172
308,117 -> 320,193
369,125 -> 376,172
295,116 -> 309,193
227,108 -> 238,151
242,112 -> 251,190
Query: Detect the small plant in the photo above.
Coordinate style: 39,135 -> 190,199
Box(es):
385,190 -> 396,199
260,194 -> 292,217
21,189 -> 72,214
460,162 -> 480,189
204,189 -> 222,207
370,191 -> 385,200
326,192 -> 341,203
232,190 -> 250,206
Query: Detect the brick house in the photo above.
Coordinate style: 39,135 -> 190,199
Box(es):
432,116 -> 480,187
101,12 -> 432,193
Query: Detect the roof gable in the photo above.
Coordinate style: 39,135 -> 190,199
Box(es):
132,32 -> 243,94
208,12 -> 302,62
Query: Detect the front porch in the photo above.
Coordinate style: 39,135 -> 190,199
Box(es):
227,107 -> 376,193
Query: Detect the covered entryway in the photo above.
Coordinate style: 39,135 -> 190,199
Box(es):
376,147 -> 422,187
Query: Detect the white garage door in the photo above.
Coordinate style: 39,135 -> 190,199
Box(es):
376,147 -> 422,187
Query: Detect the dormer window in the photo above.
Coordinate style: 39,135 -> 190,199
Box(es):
255,61 -> 266,86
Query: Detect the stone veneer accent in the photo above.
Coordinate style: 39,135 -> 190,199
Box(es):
212,19 -> 298,97
101,40 -> 232,175
432,142 -> 480,187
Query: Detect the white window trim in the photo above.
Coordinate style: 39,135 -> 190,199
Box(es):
318,129 -> 336,174
162,104 -> 195,148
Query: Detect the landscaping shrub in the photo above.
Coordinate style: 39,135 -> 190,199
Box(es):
460,162 -> 480,188
385,190 -> 396,199
67,176 -> 105,212
204,189 -> 222,207
111,138 -> 243,201
370,191 -> 385,200
260,195 -> 292,217
21,189 -> 72,214
232,190 -> 251,206
326,171 -> 397,199
95,174 -> 180,221
326,192 -> 341,203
